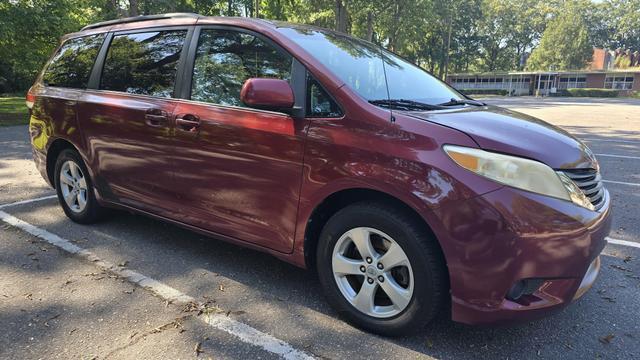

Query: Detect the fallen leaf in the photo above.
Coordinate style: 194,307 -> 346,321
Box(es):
43,314 -> 61,327
182,301 -> 200,313
118,260 -> 129,267
610,264 -> 632,272
426,338 -> 434,349
194,342 -> 203,356
599,334 -> 615,344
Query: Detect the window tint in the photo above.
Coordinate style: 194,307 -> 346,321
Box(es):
191,29 -> 293,107
307,76 -> 342,117
100,30 -> 186,97
43,34 -> 105,88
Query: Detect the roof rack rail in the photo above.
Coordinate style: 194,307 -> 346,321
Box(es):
81,13 -> 200,31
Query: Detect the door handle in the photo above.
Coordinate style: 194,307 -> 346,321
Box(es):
145,109 -> 169,127
175,114 -> 200,133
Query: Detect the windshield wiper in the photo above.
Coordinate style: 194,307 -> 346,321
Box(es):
369,99 -> 446,111
437,98 -> 485,107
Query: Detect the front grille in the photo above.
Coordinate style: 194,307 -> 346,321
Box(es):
559,169 -> 606,211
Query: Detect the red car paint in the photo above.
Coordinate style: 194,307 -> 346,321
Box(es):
240,78 -> 295,109
28,16 -> 611,325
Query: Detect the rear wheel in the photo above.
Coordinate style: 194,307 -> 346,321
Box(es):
54,149 -> 104,224
316,202 -> 447,336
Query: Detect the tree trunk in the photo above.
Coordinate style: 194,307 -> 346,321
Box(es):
335,0 -> 348,33
366,11 -> 374,42
129,0 -> 138,16
442,16 -> 452,80
388,3 -> 401,51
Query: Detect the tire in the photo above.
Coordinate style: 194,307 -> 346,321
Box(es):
316,202 -> 448,336
54,149 -> 104,224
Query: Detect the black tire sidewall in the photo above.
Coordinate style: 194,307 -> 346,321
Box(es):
316,203 -> 446,336
54,149 -> 101,224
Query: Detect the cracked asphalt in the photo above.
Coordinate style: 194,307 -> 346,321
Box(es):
1,96 -> 639,359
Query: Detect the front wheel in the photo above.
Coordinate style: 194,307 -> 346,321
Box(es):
54,149 -> 105,224
316,202 -> 448,336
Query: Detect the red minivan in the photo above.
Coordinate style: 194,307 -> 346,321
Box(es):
28,13 -> 611,335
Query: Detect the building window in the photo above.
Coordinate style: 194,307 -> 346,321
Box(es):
558,76 -> 586,89
604,75 -> 634,90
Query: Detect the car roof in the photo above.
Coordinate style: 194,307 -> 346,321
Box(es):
64,13 -> 285,40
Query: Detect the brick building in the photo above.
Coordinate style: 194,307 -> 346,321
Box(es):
446,48 -> 640,96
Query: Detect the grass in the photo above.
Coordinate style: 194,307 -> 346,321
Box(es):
0,96 -> 29,126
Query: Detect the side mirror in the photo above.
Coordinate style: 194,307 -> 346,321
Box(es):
240,78 -> 295,110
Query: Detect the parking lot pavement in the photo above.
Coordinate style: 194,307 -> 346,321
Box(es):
1,97 -> 639,359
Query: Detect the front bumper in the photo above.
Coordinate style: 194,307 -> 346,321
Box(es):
430,185 -> 612,325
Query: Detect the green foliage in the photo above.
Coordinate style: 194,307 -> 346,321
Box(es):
0,97 -> 29,126
526,3 -> 593,71
554,88 -> 620,97
458,89 -> 508,96
0,0 -> 638,93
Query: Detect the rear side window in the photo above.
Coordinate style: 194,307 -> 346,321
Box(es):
43,34 -> 105,88
191,29 -> 293,107
100,30 -> 187,98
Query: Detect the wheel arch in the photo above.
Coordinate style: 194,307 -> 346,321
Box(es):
302,187 -> 447,273
46,138 -> 81,189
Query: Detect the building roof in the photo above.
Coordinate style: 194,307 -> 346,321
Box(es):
449,69 -> 640,77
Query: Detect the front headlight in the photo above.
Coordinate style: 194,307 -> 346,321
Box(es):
444,145 -> 594,210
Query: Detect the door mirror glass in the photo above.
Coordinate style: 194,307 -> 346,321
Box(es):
240,78 -> 294,110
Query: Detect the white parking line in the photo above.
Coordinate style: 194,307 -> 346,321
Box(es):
607,237 -> 640,250
602,179 -> 640,187
596,153 -> 640,160
0,209 -> 314,360
0,194 -> 57,209
583,138 -> 639,144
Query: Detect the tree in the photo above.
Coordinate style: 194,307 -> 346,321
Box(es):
526,4 -> 593,71
606,0 -> 640,50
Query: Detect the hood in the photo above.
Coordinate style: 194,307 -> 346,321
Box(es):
405,105 -> 598,170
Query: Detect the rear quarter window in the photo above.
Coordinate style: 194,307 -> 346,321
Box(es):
42,34 -> 105,89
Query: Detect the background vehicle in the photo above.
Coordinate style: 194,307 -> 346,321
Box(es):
28,13 -> 611,335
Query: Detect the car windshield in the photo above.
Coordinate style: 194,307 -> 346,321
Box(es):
277,25 -> 463,106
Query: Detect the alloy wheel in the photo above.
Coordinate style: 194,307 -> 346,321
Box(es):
332,227 -> 414,318
59,160 -> 88,213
